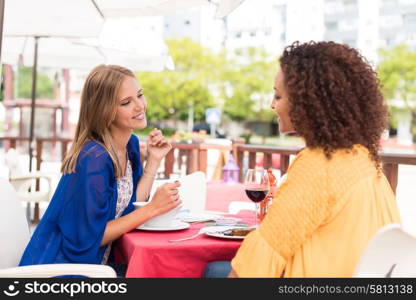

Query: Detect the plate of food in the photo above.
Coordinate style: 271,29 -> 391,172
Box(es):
204,226 -> 256,240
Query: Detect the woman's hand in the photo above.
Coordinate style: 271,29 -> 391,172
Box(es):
147,181 -> 182,217
146,128 -> 172,162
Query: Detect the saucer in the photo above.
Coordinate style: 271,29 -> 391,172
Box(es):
137,221 -> 190,231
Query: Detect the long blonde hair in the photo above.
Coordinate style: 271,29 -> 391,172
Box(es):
61,64 -> 135,178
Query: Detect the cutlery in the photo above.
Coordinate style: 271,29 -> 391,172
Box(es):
168,230 -> 205,242
168,227 -> 231,242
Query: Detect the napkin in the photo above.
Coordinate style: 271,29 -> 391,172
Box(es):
177,211 -> 219,223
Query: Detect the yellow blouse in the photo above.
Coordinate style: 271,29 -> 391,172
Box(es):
231,145 -> 401,277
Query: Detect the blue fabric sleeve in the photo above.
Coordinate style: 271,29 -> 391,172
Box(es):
18,138 -> 144,267
57,146 -> 116,264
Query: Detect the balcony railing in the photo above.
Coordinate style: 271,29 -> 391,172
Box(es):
1,136 -> 416,195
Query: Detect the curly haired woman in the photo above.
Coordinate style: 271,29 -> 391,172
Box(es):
227,41 -> 402,278
205,41 -> 401,278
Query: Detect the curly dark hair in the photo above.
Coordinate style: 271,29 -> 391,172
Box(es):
279,41 -> 388,169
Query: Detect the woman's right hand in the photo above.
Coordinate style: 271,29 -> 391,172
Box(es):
147,181 -> 182,217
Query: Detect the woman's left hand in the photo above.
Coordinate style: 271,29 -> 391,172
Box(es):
146,128 -> 172,162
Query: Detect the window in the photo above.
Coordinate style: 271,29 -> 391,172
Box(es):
339,18 -> 358,31
398,0 -> 416,5
325,21 -> 338,31
343,39 -> 356,47
404,13 -> 416,25
385,37 -> 394,46
383,0 -> 398,7
380,15 -> 403,27
343,0 -> 357,10
325,0 -> 344,14
264,28 -> 271,36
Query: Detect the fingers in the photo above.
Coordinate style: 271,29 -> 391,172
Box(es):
168,189 -> 179,196
171,199 -> 182,208
149,128 -> 160,138
151,136 -> 166,147
162,181 -> 181,188
148,128 -> 170,147
166,183 -> 180,201
171,193 -> 180,202
173,181 -> 181,187
157,182 -> 180,201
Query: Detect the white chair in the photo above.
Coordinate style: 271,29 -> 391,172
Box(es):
178,171 -> 207,213
149,172 -> 207,213
354,224 -> 416,277
0,179 -> 116,278
5,148 -> 54,222
228,201 -> 255,214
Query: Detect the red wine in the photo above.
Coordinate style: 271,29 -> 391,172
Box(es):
245,189 -> 269,203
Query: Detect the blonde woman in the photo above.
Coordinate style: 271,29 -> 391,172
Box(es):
19,65 -> 181,274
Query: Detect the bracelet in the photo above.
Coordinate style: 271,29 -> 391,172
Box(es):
141,169 -> 157,179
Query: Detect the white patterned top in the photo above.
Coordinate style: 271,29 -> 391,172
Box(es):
101,159 -> 133,264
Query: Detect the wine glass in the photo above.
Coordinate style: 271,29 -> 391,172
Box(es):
244,168 -> 270,227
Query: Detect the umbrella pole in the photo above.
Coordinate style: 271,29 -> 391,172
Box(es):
0,0 -> 4,63
28,36 -> 39,172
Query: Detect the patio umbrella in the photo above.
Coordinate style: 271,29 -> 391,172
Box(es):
76,17 -> 174,72
1,0 -> 105,171
2,36 -> 172,72
94,0 -> 244,18
214,0 -> 245,18
2,37 -> 106,70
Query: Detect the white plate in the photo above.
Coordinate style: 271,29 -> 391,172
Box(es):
137,221 -> 190,231
202,226 -> 252,240
204,231 -> 245,240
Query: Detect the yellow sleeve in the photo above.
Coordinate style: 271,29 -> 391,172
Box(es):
231,150 -> 332,277
231,230 -> 287,277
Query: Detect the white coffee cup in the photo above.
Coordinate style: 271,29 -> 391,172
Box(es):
133,201 -> 181,228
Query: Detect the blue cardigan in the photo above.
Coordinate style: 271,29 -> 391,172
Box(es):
19,134 -> 143,266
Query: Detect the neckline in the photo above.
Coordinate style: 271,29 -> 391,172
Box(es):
119,151 -> 130,179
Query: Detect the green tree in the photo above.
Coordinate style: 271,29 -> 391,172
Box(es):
378,44 -> 416,137
220,47 -> 276,122
137,39 -> 277,132
137,38 -> 218,123
17,66 -> 54,99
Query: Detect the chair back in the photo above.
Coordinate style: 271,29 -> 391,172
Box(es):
0,179 -> 30,269
5,148 -> 24,178
149,172 -> 207,212
5,148 -> 28,192
228,201 -> 255,214
354,224 -> 416,277
178,171 -> 207,213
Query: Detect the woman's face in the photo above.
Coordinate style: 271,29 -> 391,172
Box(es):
271,69 -> 295,134
112,75 -> 147,132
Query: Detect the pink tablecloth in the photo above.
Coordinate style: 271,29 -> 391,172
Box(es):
116,220 -> 246,278
205,181 -> 251,213
115,181 -> 253,278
